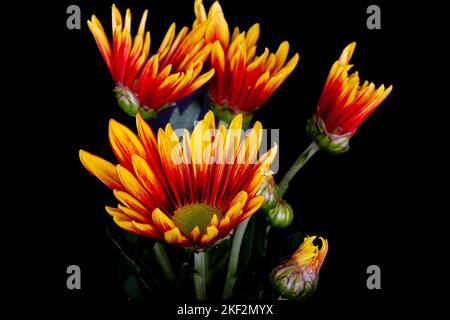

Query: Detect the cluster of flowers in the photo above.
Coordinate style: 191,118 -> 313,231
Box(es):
80,0 -> 392,300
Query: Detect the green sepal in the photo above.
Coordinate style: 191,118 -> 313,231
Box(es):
210,101 -> 253,126
306,115 -> 353,155
114,86 -> 167,120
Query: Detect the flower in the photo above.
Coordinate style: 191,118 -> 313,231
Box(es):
88,4 -> 215,119
79,111 -> 277,249
270,236 -> 328,299
267,199 -> 293,228
195,0 -> 299,119
307,42 -> 393,154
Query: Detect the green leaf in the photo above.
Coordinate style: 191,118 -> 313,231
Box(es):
169,101 -> 201,130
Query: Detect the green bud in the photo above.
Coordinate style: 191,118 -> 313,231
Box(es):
267,200 -> 293,228
306,115 -> 352,155
258,175 -> 280,211
270,260 -> 318,300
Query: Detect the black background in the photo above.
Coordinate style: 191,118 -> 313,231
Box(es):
10,0 -> 437,316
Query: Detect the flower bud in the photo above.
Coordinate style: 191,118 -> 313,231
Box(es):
258,175 -> 280,211
308,42 -> 392,153
267,199 -> 293,228
306,115 -> 352,155
270,236 -> 328,300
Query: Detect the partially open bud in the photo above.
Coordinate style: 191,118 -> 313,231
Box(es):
115,86 -> 162,120
306,115 -> 352,155
258,175 -> 280,211
267,199 -> 293,228
270,236 -> 328,300
307,43 -> 393,155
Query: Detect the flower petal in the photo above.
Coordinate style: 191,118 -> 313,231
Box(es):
113,217 -> 135,232
79,150 -> 123,190
240,195 -> 264,221
200,225 -> 219,246
224,200 -> 244,225
189,226 -> 201,243
152,208 -> 176,232
109,119 -> 147,170
229,191 -> 248,209
164,227 -> 190,246
118,204 -> 147,222
132,221 -> 161,239
116,165 -> 153,207
105,206 -> 128,220
113,190 -> 149,215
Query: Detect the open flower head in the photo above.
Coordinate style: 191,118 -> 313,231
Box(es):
270,236 -> 328,299
195,0 -> 299,119
88,4 -> 214,119
79,111 -> 277,249
307,42 -> 393,154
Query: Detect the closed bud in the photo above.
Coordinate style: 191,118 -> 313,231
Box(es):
270,236 -> 328,299
267,199 -> 293,228
258,175 -> 280,211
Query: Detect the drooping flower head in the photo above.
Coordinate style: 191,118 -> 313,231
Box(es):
307,42 -> 393,154
270,236 -> 328,299
195,0 -> 299,122
88,4 -> 214,119
79,111 -> 277,249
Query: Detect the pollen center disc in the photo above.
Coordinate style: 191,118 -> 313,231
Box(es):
172,203 -> 222,236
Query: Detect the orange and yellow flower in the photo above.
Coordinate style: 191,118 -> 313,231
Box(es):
195,0 -> 299,117
88,4 -> 214,119
270,236 -> 328,299
307,42 -> 393,153
291,236 -> 328,271
79,111 -> 277,248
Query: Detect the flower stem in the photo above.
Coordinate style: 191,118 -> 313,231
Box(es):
278,141 -> 320,197
222,218 -> 250,299
194,251 -> 208,300
153,242 -> 179,289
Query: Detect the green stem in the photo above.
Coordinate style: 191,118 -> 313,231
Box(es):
278,141 -> 320,197
153,242 -> 178,289
194,251 -> 208,300
222,218 -> 250,299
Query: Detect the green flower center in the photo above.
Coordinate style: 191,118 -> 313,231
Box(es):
172,203 -> 222,236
